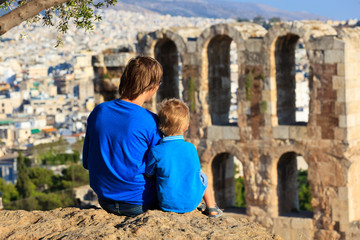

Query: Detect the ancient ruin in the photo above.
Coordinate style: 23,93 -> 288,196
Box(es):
92,21 -> 360,240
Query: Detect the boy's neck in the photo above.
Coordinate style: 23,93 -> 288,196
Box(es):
166,133 -> 184,137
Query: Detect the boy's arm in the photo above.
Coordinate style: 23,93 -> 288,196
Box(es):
145,149 -> 157,178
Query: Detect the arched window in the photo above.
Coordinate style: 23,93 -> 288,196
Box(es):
275,34 -> 310,125
154,38 -> 182,103
277,152 -> 313,217
212,153 -> 245,211
208,36 -> 238,125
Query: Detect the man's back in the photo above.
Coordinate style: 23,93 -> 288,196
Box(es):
83,99 -> 161,205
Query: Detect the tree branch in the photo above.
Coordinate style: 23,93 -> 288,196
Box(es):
0,0 -> 8,6
0,0 -> 68,36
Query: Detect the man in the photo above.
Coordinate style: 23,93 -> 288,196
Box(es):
83,56 -> 163,216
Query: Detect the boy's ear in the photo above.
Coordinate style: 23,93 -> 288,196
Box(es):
184,123 -> 190,132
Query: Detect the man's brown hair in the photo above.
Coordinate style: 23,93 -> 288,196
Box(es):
119,56 -> 163,100
158,98 -> 190,136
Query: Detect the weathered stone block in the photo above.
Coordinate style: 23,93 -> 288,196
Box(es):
206,126 -> 241,140
313,100 -> 322,114
290,218 -> 314,230
313,36 -> 344,50
334,128 -> 347,141
272,217 -> 314,240
337,63 -> 345,76
324,50 -> 344,64
222,126 -> 241,140
186,42 -> 196,53
291,229 -> 314,240
268,101 -> 277,116
335,102 -> 345,115
245,39 -> 263,52
318,162 -> 337,186
272,126 -> 289,139
206,126 -> 223,140
271,116 -> 278,126
332,76 -> 345,89
337,89 -> 346,102
333,38 -> 346,50
333,38 -> 345,49
341,114 -> 359,128
346,78 -> 360,89
346,88 -> 360,102
348,126 -> 360,140
261,90 -> 271,101
339,115 -> 347,128
289,126 -> 308,140
103,53 -> 135,67
338,186 -> 348,200
332,198 -> 349,224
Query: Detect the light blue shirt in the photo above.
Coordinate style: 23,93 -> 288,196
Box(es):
146,135 -> 206,213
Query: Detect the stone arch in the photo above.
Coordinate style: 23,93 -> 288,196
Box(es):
138,29 -> 187,59
196,23 -> 246,127
272,149 -> 313,218
264,21 -> 337,126
154,38 -> 181,102
207,34 -> 233,125
200,142 -> 247,209
137,29 -> 187,110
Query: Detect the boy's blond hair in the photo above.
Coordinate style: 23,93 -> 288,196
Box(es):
119,56 -> 163,100
158,98 -> 190,136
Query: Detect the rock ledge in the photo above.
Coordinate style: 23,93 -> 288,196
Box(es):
0,208 -> 281,239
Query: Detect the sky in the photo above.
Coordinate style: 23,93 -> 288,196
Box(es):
229,0 -> 360,20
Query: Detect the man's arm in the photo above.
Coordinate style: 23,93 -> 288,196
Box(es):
82,125 -> 90,169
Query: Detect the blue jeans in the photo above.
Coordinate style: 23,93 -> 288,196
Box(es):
98,199 -> 155,217
200,172 -> 208,196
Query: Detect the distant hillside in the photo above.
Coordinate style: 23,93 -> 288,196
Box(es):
114,0 -> 327,21
1,1 -> 327,21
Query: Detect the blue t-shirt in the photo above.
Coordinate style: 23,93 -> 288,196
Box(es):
82,99 -> 162,205
146,135 -> 206,213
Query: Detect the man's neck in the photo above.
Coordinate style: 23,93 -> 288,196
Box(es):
121,98 -> 144,107
121,95 -> 146,106
121,88 -> 156,106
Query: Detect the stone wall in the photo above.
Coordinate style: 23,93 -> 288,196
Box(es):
93,21 -> 360,240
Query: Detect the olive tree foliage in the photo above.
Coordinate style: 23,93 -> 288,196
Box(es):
0,0 -> 117,45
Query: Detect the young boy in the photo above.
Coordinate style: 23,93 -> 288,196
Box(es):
83,56 -> 163,216
145,98 -> 223,217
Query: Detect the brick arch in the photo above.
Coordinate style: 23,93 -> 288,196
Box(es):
263,21 -> 337,126
196,23 -> 265,127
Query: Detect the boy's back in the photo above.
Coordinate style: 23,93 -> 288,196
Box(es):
146,135 -> 206,213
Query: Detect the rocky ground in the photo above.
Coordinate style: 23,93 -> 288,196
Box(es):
0,207 -> 281,239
